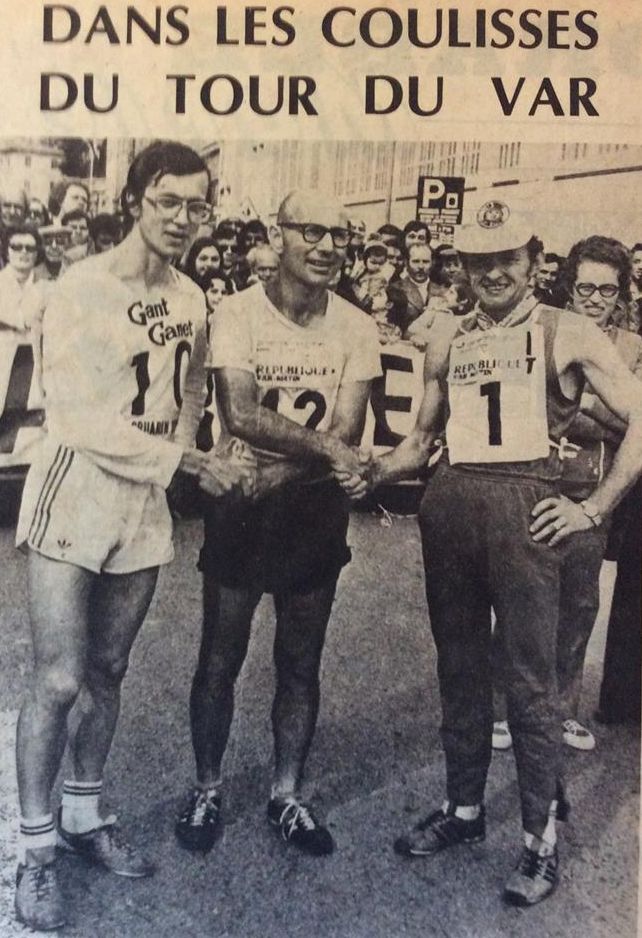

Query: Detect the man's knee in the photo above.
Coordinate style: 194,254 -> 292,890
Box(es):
194,647 -> 247,694
274,644 -> 322,691
86,653 -> 130,691
35,665 -> 83,710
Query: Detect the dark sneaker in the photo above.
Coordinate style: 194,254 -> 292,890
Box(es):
175,789 -> 222,853
503,846 -> 558,906
57,811 -> 154,878
394,804 -> 486,857
267,796 -> 334,856
15,861 -> 66,931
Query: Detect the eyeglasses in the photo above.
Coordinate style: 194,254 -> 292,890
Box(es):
144,195 -> 211,224
574,282 -> 619,299
42,235 -> 69,247
279,223 -> 351,248
9,242 -> 37,252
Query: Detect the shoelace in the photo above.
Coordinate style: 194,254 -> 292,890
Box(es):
98,817 -> 139,858
417,809 -> 454,835
28,864 -> 56,901
563,719 -> 588,735
279,801 -> 316,837
188,793 -> 219,827
518,848 -> 556,879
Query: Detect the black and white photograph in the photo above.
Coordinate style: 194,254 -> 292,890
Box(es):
0,133 -> 639,937
0,1 -> 640,936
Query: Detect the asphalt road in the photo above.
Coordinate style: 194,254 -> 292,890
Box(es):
0,504 -> 638,938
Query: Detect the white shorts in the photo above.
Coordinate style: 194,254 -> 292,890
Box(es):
16,439 -> 174,574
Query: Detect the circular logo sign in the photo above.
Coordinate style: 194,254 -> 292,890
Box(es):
476,201 -> 510,229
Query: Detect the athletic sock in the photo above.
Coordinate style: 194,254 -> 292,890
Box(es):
441,800 -> 481,821
270,784 -> 298,802
61,779 -> 104,834
196,781 -> 222,799
524,801 -> 557,856
19,814 -> 56,864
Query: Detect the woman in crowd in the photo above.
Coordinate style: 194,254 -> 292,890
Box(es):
0,226 -> 43,332
182,237 -> 223,285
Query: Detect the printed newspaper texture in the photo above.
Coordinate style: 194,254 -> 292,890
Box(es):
0,1 -> 640,936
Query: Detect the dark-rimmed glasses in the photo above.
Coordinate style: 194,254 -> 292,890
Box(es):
144,195 -> 212,224
574,282 -> 619,299
9,242 -> 37,253
279,223 -> 351,248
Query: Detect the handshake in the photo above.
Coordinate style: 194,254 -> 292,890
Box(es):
177,437 -> 382,505
178,437 -> 257,501
330,441 -> 379,501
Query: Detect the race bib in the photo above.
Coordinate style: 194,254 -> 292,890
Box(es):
255,337 -> 339,432
446,322 -> 550,464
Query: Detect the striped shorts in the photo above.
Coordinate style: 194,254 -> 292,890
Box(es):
16,438 -> 174,574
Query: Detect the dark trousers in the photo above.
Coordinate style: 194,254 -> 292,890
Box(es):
419,463 -> 563,837
599,481 -> 642,723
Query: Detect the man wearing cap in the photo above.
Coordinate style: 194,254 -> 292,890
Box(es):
362,196 -> 642,905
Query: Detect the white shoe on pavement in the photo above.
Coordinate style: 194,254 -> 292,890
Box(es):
562,719 -> 596,751
492,720 -> 513,750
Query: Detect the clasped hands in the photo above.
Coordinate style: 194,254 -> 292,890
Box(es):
330,442 -> 376,501
179,438 -> 257,500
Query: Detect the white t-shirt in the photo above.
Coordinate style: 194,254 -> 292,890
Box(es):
41,254 -> 207,488
209,283 -> 381,458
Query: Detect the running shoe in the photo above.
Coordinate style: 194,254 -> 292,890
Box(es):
394,803 -> 485,856
503,845 -> 558,906
57,811 -> 154,877
267,796 -> 334,856
175,789 -> 222,853
15,860 -> 66,931
562,719 -> 595,751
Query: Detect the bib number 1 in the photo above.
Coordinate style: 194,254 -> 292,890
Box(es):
130,341 -> 191,416
480,381 -> 502,446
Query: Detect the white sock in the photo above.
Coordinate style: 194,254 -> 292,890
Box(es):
61,779 -> 104,834
196,781 -> 222,799
19,814 -> 56,864
271,784 -> 298,802
442,800 -> 481,821
524,802 -> 557,855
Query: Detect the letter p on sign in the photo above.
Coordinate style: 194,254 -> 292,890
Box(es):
421,179 -> 445,207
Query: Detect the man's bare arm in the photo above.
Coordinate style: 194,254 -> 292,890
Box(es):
214,367 -> 368,480
531,319 -> 642,545
254,379 -> 374,499
369,317 -> 454,487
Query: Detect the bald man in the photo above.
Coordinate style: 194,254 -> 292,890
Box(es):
175,190 -> 381,856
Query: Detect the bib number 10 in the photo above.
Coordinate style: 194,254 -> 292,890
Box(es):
480,381 -> 502,446
131,341 -> 191,416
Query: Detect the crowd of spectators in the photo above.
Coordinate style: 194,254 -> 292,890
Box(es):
2,180 -> 641,348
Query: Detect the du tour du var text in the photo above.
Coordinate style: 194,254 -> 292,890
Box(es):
39,4 -> 603,119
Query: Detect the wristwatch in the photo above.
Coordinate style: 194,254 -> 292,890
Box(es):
580,500 -> 603,527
